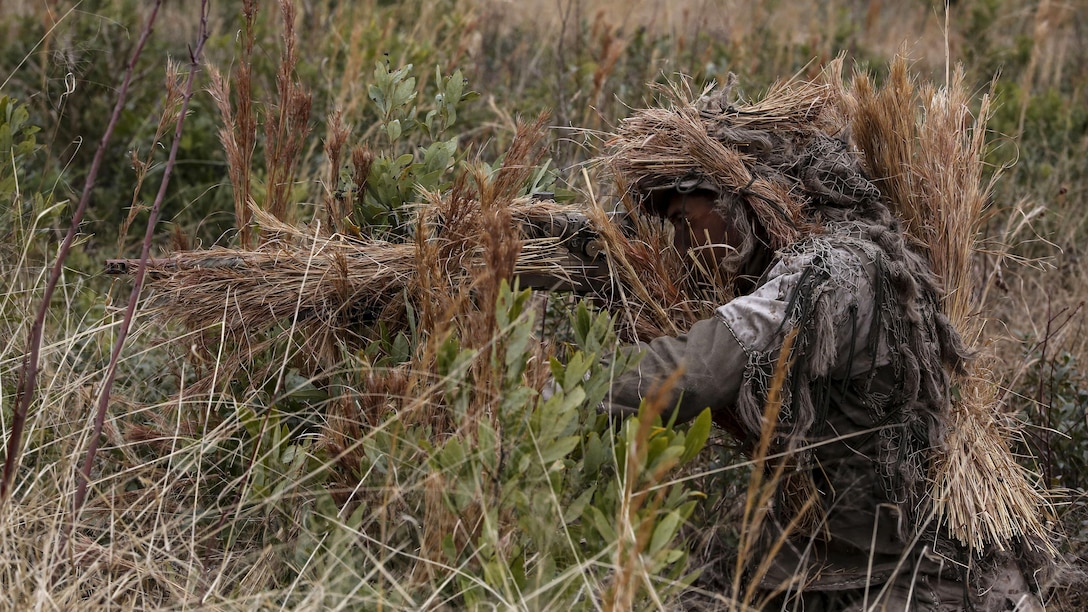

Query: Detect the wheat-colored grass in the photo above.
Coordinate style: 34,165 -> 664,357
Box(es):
833,56 -> 1055,556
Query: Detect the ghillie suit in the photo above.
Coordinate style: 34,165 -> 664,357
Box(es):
602,66 -> 1052,609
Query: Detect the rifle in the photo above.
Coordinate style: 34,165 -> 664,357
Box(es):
104,200 -> 627,296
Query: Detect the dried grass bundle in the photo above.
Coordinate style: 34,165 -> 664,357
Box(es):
134,199 -> 589,344
702,74 -> 848,134
832,56 -> 1054,556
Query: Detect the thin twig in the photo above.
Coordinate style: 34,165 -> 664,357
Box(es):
71,0 -> 212,519
0,0 -> 165,504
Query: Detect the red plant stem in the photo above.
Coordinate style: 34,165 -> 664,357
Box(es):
71,0 -> 211,517
0,0 -> 165,504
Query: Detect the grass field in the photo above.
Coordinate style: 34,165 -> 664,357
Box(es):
1,0 -> 1087,608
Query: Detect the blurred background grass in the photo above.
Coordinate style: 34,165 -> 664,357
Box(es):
1,0 -> 1087,608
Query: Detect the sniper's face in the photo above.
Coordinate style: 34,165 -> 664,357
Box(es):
663,190 -> 737,272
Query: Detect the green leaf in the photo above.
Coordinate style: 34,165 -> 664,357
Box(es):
441,534 -> 458,562
647,443 -> 684,474
563,485 -> 596,524
548,356 -> 565,384
367,83 -> 386,115
386,118 -> 402,142
660,548 -> 686,566
537,435 -> 579,466
583,431 -> 609,479
477,421 -> 498,473
393,76 -> 417,108
573,303 -> 593,347
562,352 -> 592,391
436,333 -> 475,380
585,505 -> 617,543
649,510 -> 683,555
645,431 -> 670,462
680,408 -> 712,463
390,332 -> 411,364
498,387 -> 534,430
537,386 -> 583,441
439,437 -> 465,470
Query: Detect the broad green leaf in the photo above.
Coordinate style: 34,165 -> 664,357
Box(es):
583,431 -> 608,479
439,438 -> 465,470
548,356 -> 565,384
477,421 -> 498,473
681,408 -> 712,463
391,332 -> 410,363
585,505 -> 617,543
563,485 -> 596,524
448,69 -> 464,102
660,548 -> 687,567
562,352 -> 592,391
393,77 -> 417,108
367,83 -> 385,114
649,510 -> 683,555
648,444 -> 684,474
441,534 -> 458,563
537,435 -> 579,466
386,119 -> 402,142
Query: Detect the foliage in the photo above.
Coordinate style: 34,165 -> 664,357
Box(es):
0,97 -> 38,202
1013,346 -> 1088,492
357,62 -> 474,230
2,0 -> 1088,607
196,285 -> 708,608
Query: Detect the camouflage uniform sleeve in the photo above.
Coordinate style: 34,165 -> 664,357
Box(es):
604,266 -> 801,423
605,245 -> 883,426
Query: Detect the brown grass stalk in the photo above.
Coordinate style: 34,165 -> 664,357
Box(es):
323,108 -> 351,233
118,61 -> 184,253
207,0 -> 260,249
265,0 -> 313,225
604,368 -> 679,611
730,329 -> 805,608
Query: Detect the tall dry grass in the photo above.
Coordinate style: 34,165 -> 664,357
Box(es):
2,0 -> 1087,608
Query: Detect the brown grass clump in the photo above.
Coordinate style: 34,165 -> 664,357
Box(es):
832,56 -> 1055,556
130,198 -> 576,334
